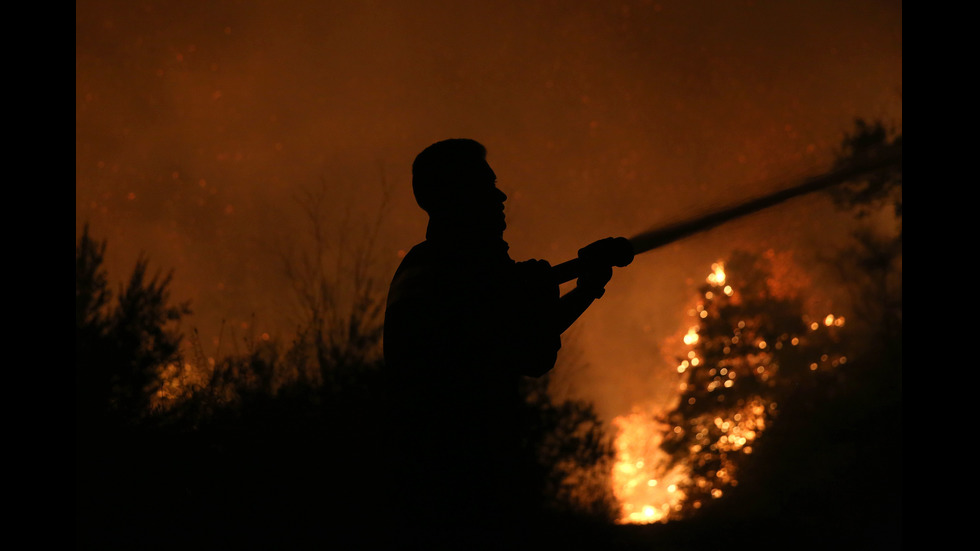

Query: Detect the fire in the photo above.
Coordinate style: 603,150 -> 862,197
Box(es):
611,257 -> 846,524
153,360 -> 214,409
610,405 -> 689,524
611,399 -> 771,524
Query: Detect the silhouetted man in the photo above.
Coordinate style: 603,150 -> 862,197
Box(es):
383,139 -> 627,541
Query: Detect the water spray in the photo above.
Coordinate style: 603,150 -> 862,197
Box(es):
552,144 -> 902,284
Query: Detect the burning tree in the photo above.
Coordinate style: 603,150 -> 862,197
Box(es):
656,250 -> 845,517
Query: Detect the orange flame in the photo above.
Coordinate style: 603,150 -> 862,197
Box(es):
610,405 -> 689,524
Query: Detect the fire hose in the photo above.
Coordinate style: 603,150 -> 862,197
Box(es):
552,144 -> 902,284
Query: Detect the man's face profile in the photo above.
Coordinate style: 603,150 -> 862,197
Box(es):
443,158 -> 507,233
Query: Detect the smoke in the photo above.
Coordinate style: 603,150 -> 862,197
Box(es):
76,0 -> 901,422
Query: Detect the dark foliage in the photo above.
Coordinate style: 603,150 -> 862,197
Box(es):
76,223 -> 618,549
76,225 -> 190,431
520,374 -> 619,523
829,118 -> 903,225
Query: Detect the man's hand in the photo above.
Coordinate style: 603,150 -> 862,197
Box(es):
575,237 -> 633,298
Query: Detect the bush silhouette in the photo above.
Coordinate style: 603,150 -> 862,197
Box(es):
76,224 -> 190,432
76,222 -> 619,548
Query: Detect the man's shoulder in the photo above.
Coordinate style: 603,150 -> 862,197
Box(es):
389,239 -> 518,295
391,242 -> 439,281
401,241 -> 435,263
395,240 -> 494,272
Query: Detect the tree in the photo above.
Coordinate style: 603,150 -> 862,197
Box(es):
281,180 -> 389,393
520,372 -> 619,523
648,119 -> 902,522
656,250 -> 844,517
644,119 -> 903,547
76,224 -> 190,429
829,118 -> 902,229
826,118 -> 902,369
76,225 -> 113,425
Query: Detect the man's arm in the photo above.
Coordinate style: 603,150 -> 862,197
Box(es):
555,237 -> 624,333
508,246 -> 616,376
556,263 -> 612,334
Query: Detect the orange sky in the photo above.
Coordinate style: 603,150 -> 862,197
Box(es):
76,0 -> 902,421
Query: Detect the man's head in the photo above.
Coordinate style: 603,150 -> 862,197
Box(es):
412,139 -> 507,233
